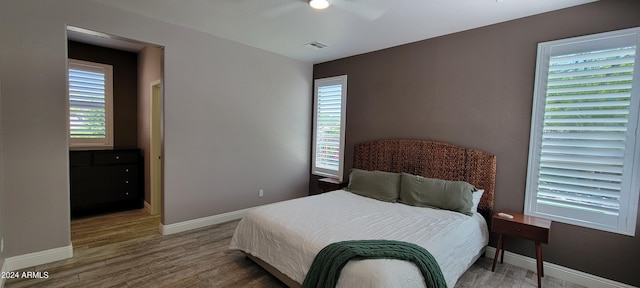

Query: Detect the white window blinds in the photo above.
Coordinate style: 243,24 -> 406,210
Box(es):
525,27 -> 640,235
312,76 -> 347,180
68,59 -> 113,148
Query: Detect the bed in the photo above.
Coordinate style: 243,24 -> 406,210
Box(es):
230,139 -> 496,287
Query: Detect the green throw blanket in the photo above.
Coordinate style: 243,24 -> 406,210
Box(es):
301,240 -> 447,288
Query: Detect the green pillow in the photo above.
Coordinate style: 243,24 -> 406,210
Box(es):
347,169 -> 400,202
399,173 -> 476,215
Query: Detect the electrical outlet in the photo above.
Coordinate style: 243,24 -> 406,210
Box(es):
259,189 -> 264,197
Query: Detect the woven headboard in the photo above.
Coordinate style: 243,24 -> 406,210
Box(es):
353,139 -> 496,211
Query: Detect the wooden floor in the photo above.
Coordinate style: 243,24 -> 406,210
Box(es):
6,209 -> 585,288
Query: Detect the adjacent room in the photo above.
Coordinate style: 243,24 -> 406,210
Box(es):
0,0 -> 639,287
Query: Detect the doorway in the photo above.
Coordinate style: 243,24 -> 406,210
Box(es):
66,26 -> 165,221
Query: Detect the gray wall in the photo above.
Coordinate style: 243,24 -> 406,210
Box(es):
312,0 -> 640,286
0,0 -> 311,258
0,1 -> 72,256
0,79 -> 5,268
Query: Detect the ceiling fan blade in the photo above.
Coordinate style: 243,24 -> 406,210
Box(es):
261,2 -> 305,19
333,0 -> 388,21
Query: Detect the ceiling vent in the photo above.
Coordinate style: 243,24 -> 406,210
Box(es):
305,41 -> 328,49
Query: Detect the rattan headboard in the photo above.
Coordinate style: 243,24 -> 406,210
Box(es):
353,139 -> 496,211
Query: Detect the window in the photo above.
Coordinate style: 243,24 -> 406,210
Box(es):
525,27 -> 640,236
312,75 -> 347,181
68,59 -> 113,149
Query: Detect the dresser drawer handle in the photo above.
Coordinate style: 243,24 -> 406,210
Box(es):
125,169 -> 129,172
125,180 -> 129,184
125,192 -> 129,196
115,156 -> 120,160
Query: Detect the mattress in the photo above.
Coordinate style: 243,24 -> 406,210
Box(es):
229,190 -> 489,288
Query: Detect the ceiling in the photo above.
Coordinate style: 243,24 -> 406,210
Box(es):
89,0 -> 597,63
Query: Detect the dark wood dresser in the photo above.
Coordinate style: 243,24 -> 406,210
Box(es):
70,149 -> 143,217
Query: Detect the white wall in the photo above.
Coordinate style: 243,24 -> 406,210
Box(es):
0,0 -> 311,259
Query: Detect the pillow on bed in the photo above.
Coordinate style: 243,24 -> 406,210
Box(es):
347,169 -> 401,202
399,173 -> 476,215
472,189 -> 485,212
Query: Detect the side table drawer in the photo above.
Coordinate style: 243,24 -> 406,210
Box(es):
318,177 -> 348,193
493,217 -> 550,243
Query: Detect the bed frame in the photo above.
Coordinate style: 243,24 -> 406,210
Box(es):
246,139 -> 497,287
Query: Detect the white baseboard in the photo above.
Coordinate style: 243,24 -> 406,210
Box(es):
485,246 -> 635,288
0,244 -> 73,287
160,207 -> 252,235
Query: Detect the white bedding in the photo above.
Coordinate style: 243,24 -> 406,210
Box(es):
229,190 -> 489,288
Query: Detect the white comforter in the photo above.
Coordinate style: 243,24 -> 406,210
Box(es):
229,190 -> 489,288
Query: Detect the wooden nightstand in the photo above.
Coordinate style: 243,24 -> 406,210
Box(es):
491,211 -> 551,288
317,177 -> 348,193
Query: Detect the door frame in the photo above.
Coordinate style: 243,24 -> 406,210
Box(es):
149,79 -> 163,215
